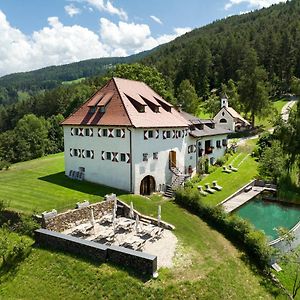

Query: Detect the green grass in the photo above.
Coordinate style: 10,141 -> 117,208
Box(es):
17,91 -> 30,102
62,77 -> 86,85
190,147 -> 258,206
275,262 -> 299,300
256,99 -> 289,129
0,152 -> 282,299
0,195 -> 280,299
0,153 -> 126,214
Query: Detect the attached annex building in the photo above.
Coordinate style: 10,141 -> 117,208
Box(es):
62,78 -> 231,195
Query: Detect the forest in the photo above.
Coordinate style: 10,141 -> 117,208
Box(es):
0,0 -> 300,168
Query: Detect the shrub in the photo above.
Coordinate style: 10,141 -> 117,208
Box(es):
0,227 -> 31,268
174,188 -> 271,270
0,160 -> 11,170
215,156 -> 227,167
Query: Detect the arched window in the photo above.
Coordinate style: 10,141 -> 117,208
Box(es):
220,118 -> 227,123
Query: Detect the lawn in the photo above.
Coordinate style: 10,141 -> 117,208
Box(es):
0,153 -> 127,214
189,145 -> 258,206
0,153 -> 282,299
256,99 -> 289,129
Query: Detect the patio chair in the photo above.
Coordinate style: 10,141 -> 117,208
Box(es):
205,183 -> 215,194
222,166 -> 232,173
197,185 -> 208,196
212,180 -> 222,191
228,164 -> 238,172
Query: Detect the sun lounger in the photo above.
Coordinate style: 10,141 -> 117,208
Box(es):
205,183 -> 215,194
229,164 -> 238,172
244,185 -> 252,192
197,185 -> 208,196
212,181 -> 222,191
222,166 -> 232,173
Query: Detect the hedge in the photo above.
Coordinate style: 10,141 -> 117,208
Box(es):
175,187 -> 272,270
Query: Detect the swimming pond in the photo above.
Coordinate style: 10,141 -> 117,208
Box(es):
235,197 -> 300,241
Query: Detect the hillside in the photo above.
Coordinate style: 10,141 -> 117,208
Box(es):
0,153 -> 280,299
1,0 -> 299,106
143,0 -> 300,96
0,50 -> 150,105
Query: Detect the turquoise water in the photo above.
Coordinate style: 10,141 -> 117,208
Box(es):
235,197 -> 300,240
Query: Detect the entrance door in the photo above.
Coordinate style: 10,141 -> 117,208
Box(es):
140,175 -> 156,195
169,150 -> 176,168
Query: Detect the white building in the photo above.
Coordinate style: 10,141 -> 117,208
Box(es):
214,95 -> 251,131
62,78 -> 231,195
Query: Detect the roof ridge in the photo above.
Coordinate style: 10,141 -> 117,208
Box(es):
112,77 -> 134,127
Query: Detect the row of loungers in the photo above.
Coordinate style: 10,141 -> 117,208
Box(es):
197,181 -> 222,196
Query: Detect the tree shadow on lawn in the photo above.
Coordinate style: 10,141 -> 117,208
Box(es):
38,172 -> 127,198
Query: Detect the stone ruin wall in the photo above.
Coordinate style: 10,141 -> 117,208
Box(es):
44,200 -> 114,232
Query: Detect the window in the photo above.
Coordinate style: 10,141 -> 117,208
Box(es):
102,128 -> 108,137
106,152 -> 111,160
99,106 -> 105,113
220,118 -> 227,123
85,128 -> 89,136
86,150 -> 91,158
74,149 -> 78,157
89,107 -> 97,114
166,131 -> 171,138
216,140 -> 221,148
143,153 -> 148,162
79,167 -> 85,172
74,128 -> 79,135
116,129 -> 121,137
120,153 -> 126,162
148,130 -> 153,138
222,139 -> 228,147
153,152 -> 158,160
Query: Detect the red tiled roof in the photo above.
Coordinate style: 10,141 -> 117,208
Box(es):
62,77 -> 189,128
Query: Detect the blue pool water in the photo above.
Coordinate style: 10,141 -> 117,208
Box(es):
235,197 -> 300,240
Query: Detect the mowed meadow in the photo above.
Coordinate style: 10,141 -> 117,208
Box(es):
0,153 -> 283,299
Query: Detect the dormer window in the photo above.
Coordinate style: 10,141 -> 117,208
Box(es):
89,106 -> 97,114
99,106 -> 105,113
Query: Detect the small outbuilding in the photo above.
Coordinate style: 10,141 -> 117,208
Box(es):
214,94 -> 251,132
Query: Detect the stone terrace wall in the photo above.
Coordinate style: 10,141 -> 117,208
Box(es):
44,200 -> 114,232
35,229 -> 157,276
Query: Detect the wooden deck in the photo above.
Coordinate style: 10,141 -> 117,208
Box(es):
222,187 -> 264,213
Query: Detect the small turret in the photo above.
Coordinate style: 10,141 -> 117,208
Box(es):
221,93 -> 228,108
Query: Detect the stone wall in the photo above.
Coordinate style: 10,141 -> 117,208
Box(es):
35,229 -> 157,276
43,196 -> 175,232
43,200 -> 114,232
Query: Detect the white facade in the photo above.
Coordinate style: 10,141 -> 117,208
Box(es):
214,107 -> 236,131
63,125 -> 228,194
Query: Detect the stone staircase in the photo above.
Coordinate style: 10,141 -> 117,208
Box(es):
164,166 -> 189,198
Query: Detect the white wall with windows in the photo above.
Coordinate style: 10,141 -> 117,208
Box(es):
64,125 -> 131,191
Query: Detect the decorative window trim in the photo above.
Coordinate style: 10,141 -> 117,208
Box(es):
106,152 -> 112,160
120,153 -> 126,162
126,153 -> 131,163
108,128 -> 114,138
155,130 -> 159,139
102,128 -> 108,137
116,129 -> 121,138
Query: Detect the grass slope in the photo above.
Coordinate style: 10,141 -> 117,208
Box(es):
0,195 -> 279,299
0,153 -> 126,214
191,146 -> 258,206
0,151 -> 281,299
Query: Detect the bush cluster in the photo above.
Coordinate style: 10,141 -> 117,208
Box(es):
175,188 -> 271,269
0,160 -> 11,170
